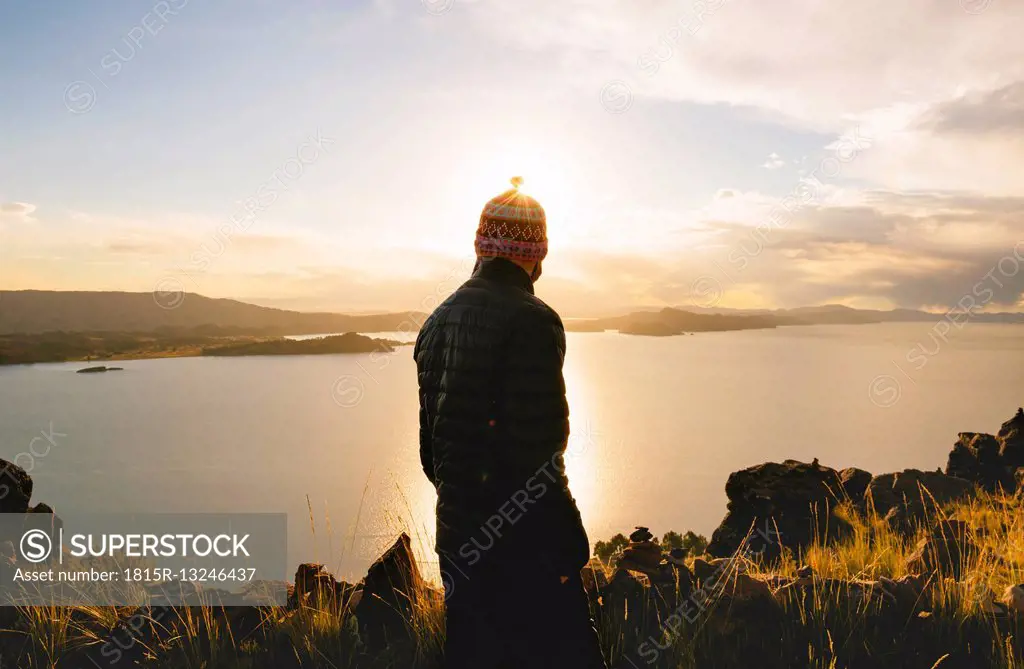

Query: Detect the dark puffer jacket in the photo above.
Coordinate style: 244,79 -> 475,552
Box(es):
414,257 -> 589,572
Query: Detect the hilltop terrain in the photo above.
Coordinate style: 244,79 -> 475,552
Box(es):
1,408 -> 1023,668
0,291 -> 424,336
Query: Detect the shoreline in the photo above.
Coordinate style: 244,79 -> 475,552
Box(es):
0,332 -> 405,367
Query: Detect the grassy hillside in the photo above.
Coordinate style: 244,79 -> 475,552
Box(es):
4,491 -> 1023,668
0,291 -> 425,335
0,330 -> 399,365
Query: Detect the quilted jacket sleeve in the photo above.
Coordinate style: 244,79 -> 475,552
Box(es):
414,332 -> 437,487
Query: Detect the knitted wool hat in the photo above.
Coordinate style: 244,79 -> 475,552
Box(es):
475,176 -> 548,264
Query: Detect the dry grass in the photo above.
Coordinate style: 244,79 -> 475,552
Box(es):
3,493 -> 1024,668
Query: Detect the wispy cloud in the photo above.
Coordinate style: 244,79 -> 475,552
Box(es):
0,202 -> 37,220
762,152 -> 784,170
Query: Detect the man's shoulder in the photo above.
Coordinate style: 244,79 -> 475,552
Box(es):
521,292 -> 561,322
510,292 -> 564,335
417,278 -> 498,331
420,277 -> 562,331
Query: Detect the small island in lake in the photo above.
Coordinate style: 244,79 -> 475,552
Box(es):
1,329 -> 404,366
617,321 -> 681,337
201,333 -> 399,357
565,307 -> 787,336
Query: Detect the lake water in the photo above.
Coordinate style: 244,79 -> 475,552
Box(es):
1,323 -> 1021,580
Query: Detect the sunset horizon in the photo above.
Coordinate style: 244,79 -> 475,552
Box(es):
3,2 -> 1024,667
4,2 -> 1024,316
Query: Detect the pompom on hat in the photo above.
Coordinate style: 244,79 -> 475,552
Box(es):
474,176 -> 548,264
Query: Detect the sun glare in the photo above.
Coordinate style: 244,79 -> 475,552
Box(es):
453,140 -> 577,247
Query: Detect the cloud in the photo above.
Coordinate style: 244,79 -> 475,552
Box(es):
0,202 -> 37,219
841,81 -> 1024,195
918,81 -> 1024,135
105,238 -> 183,256
229,234 -> 303,252
460,1 -> 1023,123
450,0 -> 1024,194
679,188 -> 1024,310
762,152 -> 784,170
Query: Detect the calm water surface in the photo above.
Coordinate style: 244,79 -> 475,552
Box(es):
1,323 -> 1021,579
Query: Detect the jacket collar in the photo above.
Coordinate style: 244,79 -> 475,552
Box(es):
472,257 -> 535,295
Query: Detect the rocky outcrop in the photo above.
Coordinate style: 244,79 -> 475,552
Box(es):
839,467 -> 873,505
1003,584 -> 1024,613
353,533 -> 431,654
702,409 -> 1022,559
0,460 -> 32,514
945,408 -> 1024,493
905,519 -> 979,580
290,563 -> 360,611
0,459 -> 59,560
774,573 -> 929,615
947,432 -> 1015,492
25,502 -> 63,563
618,527 -> 665,573
866,469 -> 974,533
998,408 -> 1024,468
707,459 -> 850,560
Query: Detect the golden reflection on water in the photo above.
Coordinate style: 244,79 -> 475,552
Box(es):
562,349 -> 602,536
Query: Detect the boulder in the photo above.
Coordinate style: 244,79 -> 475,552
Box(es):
289,563 -> 359,611
707,459 -> 850,560
601,569 -> 667,667
774,577 -> 895,611
666,547 -> 687,567
239,580 -> 289,608
998,408 -> 1024,469
691,557 -> 714,583
24,502 -> 62,564
603,568 -> 649,618
668,558 -> 694,602
354,533 -> 424,652
877,574 -> 929,610
975,586 -> 1007,615
723,573 -> 773,601
866,469 -> 974,533
943,408 -> 1024,493
1003,584 -> 1024,613
946,432 -> 1015,492
691,556 -> 752,593
618,540 -> 663,574
904,519 -> 979,580
0,459 -> 32,515
839,468 -> 873,506
699,575 -> 785,664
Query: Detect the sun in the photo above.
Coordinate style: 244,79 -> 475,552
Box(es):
452,140 -> 577,247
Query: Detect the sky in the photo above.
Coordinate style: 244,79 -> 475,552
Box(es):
2,0 -> 1024,316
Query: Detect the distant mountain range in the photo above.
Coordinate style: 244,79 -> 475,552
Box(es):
681,303 -> 1024,324
564,304 -> 1024,335
1,291 -> 1021,337
0,291 -> 426,335
566,309 -> 787,335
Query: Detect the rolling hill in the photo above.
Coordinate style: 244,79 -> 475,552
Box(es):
0,291 -> 426,335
